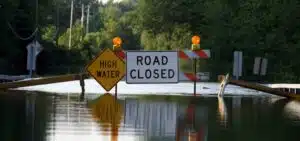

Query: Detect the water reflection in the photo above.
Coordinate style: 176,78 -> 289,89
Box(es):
284,100 -> 300,121
89,93 -> 123,141
217,96 -> 228,127
25,94 -> 36,141
46,93 -> 142,141
124,98 -> 179,137
3,91 -> 300,141
174,100 -> 207,141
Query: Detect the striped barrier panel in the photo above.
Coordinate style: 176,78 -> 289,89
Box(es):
114,50 -> 211,81
178,50 -> 210,59
115,49 -> 210,60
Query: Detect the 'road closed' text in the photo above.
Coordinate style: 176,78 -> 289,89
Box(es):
126,51 -> 179,83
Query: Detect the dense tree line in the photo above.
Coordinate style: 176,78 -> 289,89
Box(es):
1,0 -> 300,82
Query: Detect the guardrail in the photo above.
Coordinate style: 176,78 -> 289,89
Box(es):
0,73 -> 88,91
0,75 -> 28,81
217,74 -> 300,100
0,75 -> 29,83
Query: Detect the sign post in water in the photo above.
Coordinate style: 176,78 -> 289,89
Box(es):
191,35 -> 201,96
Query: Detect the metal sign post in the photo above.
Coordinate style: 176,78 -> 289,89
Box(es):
191,35 -> 201,96
193,58 -> 197,96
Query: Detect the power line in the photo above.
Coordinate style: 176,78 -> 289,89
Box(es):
7,22 -> 38,40
6,0 -> 39,41
35,0 -> 39,42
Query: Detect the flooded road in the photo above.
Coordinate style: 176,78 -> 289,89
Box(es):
15,80 -> 270,95
1,91 -> 300,141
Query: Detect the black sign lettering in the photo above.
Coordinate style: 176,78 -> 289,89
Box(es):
135,55 -> 170,66
136,56 -> 143,65
97,70 -> 120,78
99,61 -> 105,68
137,70 -> 143,79
161,56 -> 168,65
128,69 -> 176,79
153,69 -> 159,78
145,69 -> 152,78
168,69 -> 175,78
153,57 -> 160,65
130,69 -> 136,79
99,60 -> 117,68
161,69 -> 167,78
144,56 -> 151,65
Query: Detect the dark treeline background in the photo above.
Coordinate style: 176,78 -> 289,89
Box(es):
1,0 -> 300,82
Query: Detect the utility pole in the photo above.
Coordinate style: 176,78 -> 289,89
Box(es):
81,3 -> 85,41
81,4 -> 84,27
69,0 -> 74,51
86,4 -> 90,34
56,0 -> 59,47
68,0 -> 74,73
30,0 -> 39,78
35,0 -> 38,40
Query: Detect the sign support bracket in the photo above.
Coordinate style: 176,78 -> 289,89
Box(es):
193,58 -> 197,96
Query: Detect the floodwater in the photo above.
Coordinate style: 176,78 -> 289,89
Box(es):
15,80 -> 270,95
1,91 -> 300,141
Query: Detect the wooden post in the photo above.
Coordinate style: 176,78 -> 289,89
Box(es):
79,74 -> 85,101
115,84 -> 118,99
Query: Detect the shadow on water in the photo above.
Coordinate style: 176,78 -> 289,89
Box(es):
272,98 -> 290,113
0,90 -> 51,141
1,91 -> 300,141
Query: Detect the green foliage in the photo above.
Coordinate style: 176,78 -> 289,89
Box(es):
58,21 -> 84,49
41,25 -> 57,43
2,0 -> 300,82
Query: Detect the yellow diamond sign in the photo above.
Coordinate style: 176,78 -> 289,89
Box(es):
86,48 -> 125,91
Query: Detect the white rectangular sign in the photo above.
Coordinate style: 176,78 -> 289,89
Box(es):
260,58 -> 268,76
233,51 -> 243,78
253,57 -> 261,75
126,51 -> 179,84
253,57 -> 268,76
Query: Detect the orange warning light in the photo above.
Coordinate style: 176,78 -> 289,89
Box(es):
113,37 -> 122,46
113,37 -> 122,51
191,35 -> 200,44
